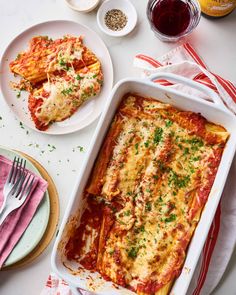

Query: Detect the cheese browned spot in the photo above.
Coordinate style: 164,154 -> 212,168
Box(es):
65,94 -> 229,295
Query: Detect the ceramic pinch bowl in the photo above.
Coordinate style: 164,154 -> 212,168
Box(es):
65,0 -> 100,13
97,0 -> 137,37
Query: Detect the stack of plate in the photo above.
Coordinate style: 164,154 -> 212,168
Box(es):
0,146 -> 59,269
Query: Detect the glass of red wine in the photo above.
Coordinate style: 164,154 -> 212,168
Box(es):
147,0 -> 201,42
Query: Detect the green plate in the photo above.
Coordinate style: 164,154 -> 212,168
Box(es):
0,146 -> 50,267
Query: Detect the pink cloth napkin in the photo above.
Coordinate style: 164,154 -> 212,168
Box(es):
41,44 -> 236,295
0,155 -> 48,268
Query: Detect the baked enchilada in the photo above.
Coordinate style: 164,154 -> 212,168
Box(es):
65,93 -> 229,295
9,35 -> 103,130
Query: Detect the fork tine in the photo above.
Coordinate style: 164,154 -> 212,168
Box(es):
19,158 -> 23,169
12,157 -> 20,184
18,174 -> 32,200
0,174 -> 37,227
17,158 -> 23,178
8,156 -> 17,183
11,159 -> 28,197
13,171 -> 27,197
22,159 -> 26,171
18,159 -> 26,179
22,176 -> 35,199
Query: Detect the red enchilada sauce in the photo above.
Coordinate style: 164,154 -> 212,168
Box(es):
65,197 -> 121,271
65,197 -> 103,269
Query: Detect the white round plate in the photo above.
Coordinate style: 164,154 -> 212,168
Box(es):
0,146 -> 50,267
0,20 -> 113,135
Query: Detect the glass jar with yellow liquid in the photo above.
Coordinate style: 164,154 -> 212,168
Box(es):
199,0 -> 236,17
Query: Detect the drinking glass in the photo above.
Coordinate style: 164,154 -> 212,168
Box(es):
147,0 -> 201,42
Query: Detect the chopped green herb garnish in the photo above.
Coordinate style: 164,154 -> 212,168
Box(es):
61,87 -> 73,95
175,136 -> 180,143
164,214 -> 177,223
153,175 -> 158,180
59,58 -> 66,66
140,225 -> 145,232
190,167 -> 195,173
16,91 -> 21,98
77,145 -> 84,152
193,156 -> 200,161
155,197 -> 163,207
186,138 -> 204,151
124,210 -> 131,216
58,58 -> 70,70
170,131 -> 175,137
144,140 -> 150,148
76,74 -> 83,80
135,143 -> 139,155
157,160 -> 167,172
159,196 -> 163,202
168,171 -> 190,189
119,219 -> 126,225
132,194 -> 138,201
48,144 -> 56,152
19,121 -> 24,129
165,120 -> 173,127
183,147 -> 189,155
128,247 -> 139,259
153,127 -> 163,145
145,202 -> 152,212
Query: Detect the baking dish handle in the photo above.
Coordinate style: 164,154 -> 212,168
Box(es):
148,72 -> 229,112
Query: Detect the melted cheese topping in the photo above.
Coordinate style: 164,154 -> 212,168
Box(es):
67,94 -> 229,295
35,71 -> 101,124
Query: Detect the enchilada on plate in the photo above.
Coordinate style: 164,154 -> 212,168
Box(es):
9,35 -> 103,131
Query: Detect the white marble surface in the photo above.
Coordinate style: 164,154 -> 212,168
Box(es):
0,0 -> 235,294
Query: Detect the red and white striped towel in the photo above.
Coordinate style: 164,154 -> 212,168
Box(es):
41,44 -> 236,295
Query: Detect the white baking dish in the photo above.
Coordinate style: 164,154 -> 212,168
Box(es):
51,73 -> 236,295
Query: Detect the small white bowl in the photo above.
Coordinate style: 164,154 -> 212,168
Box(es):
97,0 -> 137,37
65,0 -> 100,13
